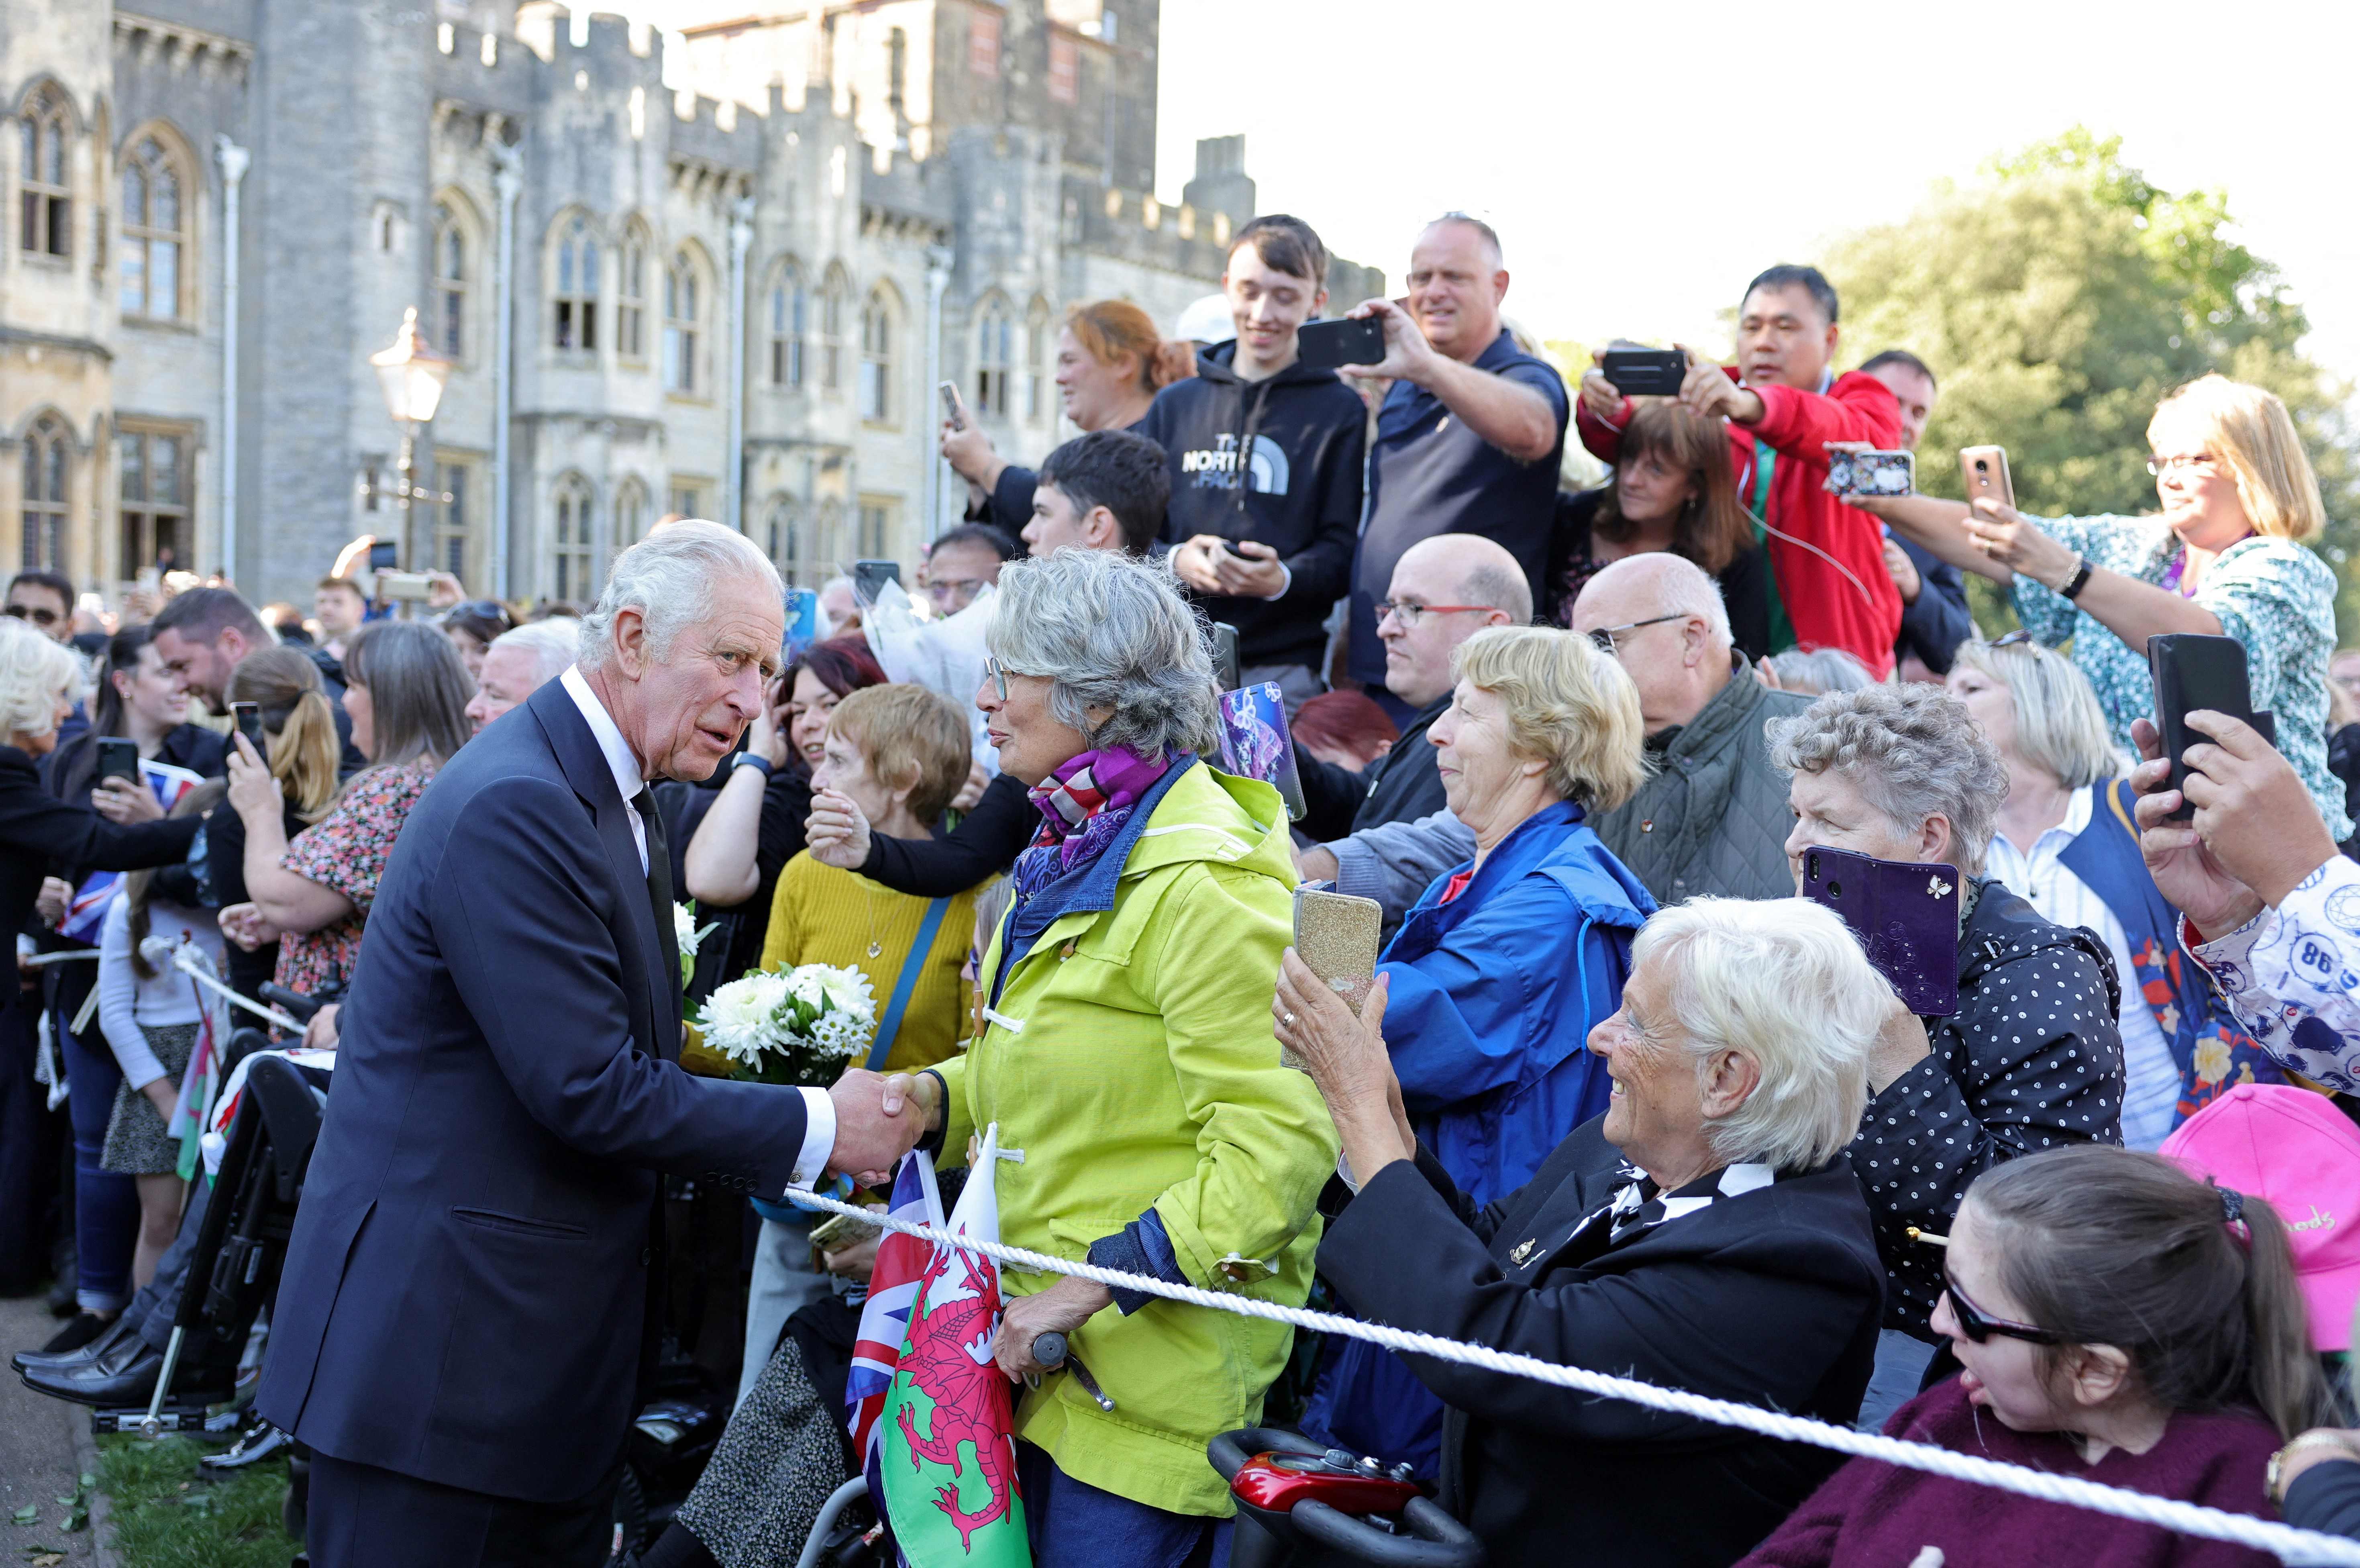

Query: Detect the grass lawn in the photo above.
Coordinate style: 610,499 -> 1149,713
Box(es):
94,1433 -> 295,1568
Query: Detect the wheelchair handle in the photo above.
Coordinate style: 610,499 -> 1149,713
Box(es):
1209,1426 -> 1327,1482
1292,1496 -> 1483,1568
258,983 -> 322,1023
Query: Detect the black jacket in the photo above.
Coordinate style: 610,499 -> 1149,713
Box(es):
0,746 -> 199,950
1319,1121 -> 1883,1568
861,770 -> 1031,898
1893,534 -> 1975,675
1851,879 -> 2123,1336
1139,343 -> 1367,669
1298,698 -> 1446,843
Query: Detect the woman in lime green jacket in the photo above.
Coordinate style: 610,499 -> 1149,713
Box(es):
902,548 -> 1338,1557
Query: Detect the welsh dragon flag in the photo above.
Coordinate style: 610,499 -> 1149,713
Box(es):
877,1122 -> 1032,1566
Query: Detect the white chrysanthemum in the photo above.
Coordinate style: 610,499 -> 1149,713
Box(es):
784,965 -> 828,1008
675,904 -> 717,960
807,1007 -> 869,1060
812,964 -> 877,1023
698,972 -> 789,1064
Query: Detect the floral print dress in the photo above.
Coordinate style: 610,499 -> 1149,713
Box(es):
2011,514 -> 2350,840
273,761 -> 437,1000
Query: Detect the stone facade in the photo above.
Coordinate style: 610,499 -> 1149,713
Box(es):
0,0 -> 1382,608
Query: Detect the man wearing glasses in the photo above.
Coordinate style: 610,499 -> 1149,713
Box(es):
5,571 -> 77,645
1295,533 -> 1526,853
914,524 -> 1016,618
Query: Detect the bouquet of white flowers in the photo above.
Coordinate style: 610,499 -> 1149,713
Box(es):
693,962 -> 878,1086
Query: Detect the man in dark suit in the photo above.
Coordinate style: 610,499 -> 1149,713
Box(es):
259,522 -> 924,1566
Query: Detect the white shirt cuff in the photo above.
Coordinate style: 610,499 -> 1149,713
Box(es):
789,1085 -> 836,1189
1261,561 -> 1293,601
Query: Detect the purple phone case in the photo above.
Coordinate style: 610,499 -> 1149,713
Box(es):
1801,846 -> 1962,1017
1216,683 -> 1306,823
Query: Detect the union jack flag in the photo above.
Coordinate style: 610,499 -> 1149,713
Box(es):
846,1154 -> 945,1480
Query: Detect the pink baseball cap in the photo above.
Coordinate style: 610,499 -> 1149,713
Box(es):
2162,1083 -> 2360,1352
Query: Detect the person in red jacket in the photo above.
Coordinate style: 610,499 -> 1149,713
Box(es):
1578,265 -> 1904,676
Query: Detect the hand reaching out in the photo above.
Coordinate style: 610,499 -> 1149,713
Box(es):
92,776 -> 163,823
218,902 -> 282,953
35,876 -> 70,928
806,787 -> 874,871
825,1067 -> 938,1184
2130,717 -> 2268,934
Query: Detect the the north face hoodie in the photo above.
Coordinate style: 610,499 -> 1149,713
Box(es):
1136,341 -> 1367,671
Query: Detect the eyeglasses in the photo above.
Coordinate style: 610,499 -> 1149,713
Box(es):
1942,1277 -> 2062,1346
1377,601 -> 1496,629
3,604 -> 61,626
1585,613 -> 1687,655
984,655 -> 1009,702
2147,453 -> 2222,478
1981,629 -> 2037,650
924,577 -> 989,604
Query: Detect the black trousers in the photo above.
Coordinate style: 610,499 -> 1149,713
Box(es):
306,1451 -> 618,1568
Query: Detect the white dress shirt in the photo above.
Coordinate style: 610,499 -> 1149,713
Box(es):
557,665 -> 837,1186
1981,784 -> 2181,1150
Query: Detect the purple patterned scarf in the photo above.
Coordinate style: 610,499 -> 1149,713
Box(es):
1011,746 -> 1171,900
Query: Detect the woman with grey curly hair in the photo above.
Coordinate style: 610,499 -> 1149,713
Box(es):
889,545 -> 1338,1560
1768,681 -> 2124,1429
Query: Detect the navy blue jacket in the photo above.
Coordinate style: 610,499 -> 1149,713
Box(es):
258,680 -> 815,1502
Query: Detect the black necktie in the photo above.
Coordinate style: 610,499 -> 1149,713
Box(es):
630,787 -> 674,938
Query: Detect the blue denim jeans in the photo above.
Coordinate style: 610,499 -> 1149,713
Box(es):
1016,1441 -> 1230,1568
59,1005 -> 138,1313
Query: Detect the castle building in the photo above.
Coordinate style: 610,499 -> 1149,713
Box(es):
0,0 -> 1381,606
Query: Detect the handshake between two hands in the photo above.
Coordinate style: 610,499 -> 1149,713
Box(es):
823,1066 -> 944,1186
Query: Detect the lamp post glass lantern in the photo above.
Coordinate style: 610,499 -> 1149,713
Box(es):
366,307 -> 455,579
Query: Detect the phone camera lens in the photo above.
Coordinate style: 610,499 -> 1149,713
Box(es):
1826,879 -> 1842,899
1974,460 -> 1988,473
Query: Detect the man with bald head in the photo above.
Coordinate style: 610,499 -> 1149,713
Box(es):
1339,215 -> 1569,724
1297,532 -> 1531,844
1319,553 -> 1808,917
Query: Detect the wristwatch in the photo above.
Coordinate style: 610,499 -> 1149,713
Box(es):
2267,1431 -> 2360,1506
2058,555 -> 2094,601
730,752 -> 774,780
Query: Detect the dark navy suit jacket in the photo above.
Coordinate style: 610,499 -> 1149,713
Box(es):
257,680 -> 813,1501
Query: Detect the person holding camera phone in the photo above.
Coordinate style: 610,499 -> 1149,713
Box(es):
1342,217 -> 1569,723
1143,216 -> 1368,712
1868,375 -> 2349,843
1854,350 -> 1975,680
1577,265 -> 1906,679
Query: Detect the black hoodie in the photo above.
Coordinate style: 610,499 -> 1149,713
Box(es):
1137,342 -> 1367,670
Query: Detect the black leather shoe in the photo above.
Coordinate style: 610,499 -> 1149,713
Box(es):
39,1311 -> 113,1355
12,1313 -> 133,1375
20,1334 -> 229,1408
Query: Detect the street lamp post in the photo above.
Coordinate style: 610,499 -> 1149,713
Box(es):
364,308 -> 456,592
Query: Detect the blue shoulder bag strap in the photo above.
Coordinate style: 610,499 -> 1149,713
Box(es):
865,897 -> 952,1072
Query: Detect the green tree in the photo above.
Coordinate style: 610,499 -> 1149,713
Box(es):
1821,127 -> 2360,635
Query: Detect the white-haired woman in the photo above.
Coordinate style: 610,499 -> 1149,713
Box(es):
893,548 -> 1336,1562
1948,635 -> 2279,1150
1276,897 -> 1889,1568
1870,374 -> 2348,840
1770,684 -> 2123,1413
0,618 -> 202,972
1298,626 -> 1656,1476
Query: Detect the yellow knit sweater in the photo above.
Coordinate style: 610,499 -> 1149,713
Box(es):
759,851 -> 978,1073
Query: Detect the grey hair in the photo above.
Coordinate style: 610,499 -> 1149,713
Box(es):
1764,646 -> 1877,696
579,520 -> 780,670
0,618 -> 86,740
1765,683 -> 2007,875
1632,897 -> 1883,1173
1582,552 -> 1731,648
986,549 -> 1218,762
490,620 -> 579,686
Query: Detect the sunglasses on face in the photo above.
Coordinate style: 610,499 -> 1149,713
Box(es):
4,604 -> 61,626
1942,1277 -> 2062,1346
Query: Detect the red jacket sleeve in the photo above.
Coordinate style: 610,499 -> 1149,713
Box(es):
1574,395 -> 1632,465
1747,371 -> 1903,473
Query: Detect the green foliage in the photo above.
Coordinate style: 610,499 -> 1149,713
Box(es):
1822,127 -> 2360,635
96,1433 -> 292,1568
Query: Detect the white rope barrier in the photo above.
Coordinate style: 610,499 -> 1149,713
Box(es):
167,946 -> 305,1035
785,1187 -> 2360,1567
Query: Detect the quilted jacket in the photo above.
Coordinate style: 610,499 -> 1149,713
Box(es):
1593,654 -> 1811,906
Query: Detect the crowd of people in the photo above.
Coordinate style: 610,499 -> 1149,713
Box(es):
9,205 -> 2360,1568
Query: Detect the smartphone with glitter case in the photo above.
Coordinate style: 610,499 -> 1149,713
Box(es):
1801,846 -> 1962,1017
